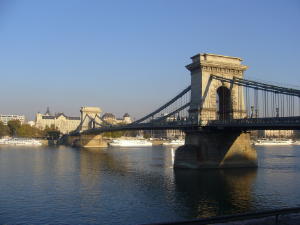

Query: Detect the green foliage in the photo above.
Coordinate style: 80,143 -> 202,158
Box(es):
102,131 -> 126,138
102,130 -> 140,138
17,124 -> 44,138
124,130 -> 139,137
0,120 -> 64,139
143,133 -> 151,139
44,124 -> 61,140
3,120 -> 44,138
7,120 -> 21,136
0,121 -> 9,137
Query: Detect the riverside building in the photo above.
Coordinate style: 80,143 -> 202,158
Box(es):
35,108 -> 80,134
264,130 -> 294,138
35,108 -> 133,134
102,113 -> 132,124
0,114 -> 25,125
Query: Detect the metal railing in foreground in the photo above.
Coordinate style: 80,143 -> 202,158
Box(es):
142,207 -> 300,225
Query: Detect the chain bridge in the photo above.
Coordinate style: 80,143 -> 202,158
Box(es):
68,53 -> 300,169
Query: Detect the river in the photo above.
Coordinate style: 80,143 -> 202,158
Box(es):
0,144 -> 300,224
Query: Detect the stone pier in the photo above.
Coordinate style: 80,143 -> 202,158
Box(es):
77,134 -> 107,148
63,134 -> 107,148
174,131 -> 257,169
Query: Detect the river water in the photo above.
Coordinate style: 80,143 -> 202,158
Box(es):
0,144 -> 300,224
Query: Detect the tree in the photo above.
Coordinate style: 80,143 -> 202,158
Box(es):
143,133 -> 151,139
7,120 -> 21,136
124,130 -> 139,137
102,131 -> 125,138
44,124 -> 61,140
17,124 -> 44,138
0,121 -> 9,137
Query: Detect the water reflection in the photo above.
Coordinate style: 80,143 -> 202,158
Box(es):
174,168 -> 257,218
1,145 -> 300,224
78,146 -> 258,220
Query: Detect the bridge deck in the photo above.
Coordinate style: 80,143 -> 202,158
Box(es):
74,116 -> 300,135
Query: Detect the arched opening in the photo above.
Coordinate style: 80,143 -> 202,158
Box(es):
216,86 -> 232,120
88,120 -> 95,129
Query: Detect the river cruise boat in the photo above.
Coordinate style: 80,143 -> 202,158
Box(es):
0,138 -> 42,146
162,139 -> 185,146
109,139 -> 152,147
254,138 -> 294,146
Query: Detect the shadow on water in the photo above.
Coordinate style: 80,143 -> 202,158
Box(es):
174,168 -> 257,218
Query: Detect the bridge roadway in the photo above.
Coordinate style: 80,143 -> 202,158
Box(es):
75,116 -> 300,135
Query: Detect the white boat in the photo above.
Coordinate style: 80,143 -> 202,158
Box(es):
109,139 -> 152,147
0,138 -> 9,144
0,138 -> 42,146
254,138 -> 294,146
162,139 -> 185,146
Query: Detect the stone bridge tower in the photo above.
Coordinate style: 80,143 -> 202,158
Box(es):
72,106 -> 107,148
186,53 -> 248,125
174,53 -> 257,169
80,107 -> 102,131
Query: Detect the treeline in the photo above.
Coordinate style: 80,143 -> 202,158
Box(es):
0,120 -> 60,139
102,130 -> 139,138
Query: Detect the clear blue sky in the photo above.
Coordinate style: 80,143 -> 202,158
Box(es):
0,0 -> 299,120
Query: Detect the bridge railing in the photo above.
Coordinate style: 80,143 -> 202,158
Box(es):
207,116 -> 300,129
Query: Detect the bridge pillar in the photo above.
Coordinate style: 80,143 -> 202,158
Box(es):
174,53 -> 257,169
60,134 -> 107,148
174,131 -> 257,169
78,134 -> 107,148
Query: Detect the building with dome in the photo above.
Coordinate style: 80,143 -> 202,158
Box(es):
102,113 -> 132,124
102,113 -> 117,124
122,113 -> 132,124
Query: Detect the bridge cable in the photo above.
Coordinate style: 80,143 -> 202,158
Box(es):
132,85 -> 191,124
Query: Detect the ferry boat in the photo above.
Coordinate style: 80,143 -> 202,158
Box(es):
109,139 -> 152,147
162,139 -> 185,146
254,138 -> 294,146
0,138 -> 42,146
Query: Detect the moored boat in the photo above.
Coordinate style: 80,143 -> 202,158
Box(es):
254,138 -> 294,146
109,139 -> 152,147
0,138 -> 42,146
162,139 -> 185,146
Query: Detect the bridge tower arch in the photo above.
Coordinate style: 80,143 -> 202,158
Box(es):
186,53 -> 247,125
216,86 -> 232,120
